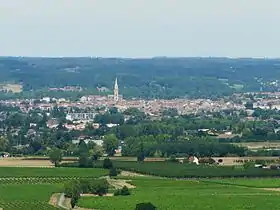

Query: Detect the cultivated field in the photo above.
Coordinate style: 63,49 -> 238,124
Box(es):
232,141 -> 280,150
78,178 -> 280,210
0,83 -> 22,93
0,167 -> 108,210
0,184 -> 62,210
0,158 -> 53,167
0,164 -> 280,209
93,160 -> 280,178
0,167 -> 108,178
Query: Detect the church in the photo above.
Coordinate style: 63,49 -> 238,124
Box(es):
108,77 -> 123,102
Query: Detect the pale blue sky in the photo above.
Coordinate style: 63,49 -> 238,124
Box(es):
0,0 -> 280,57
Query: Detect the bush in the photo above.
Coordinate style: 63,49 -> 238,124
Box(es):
92,179 -> 109,196
114,186 -> 130,196
168,155 -> 178,162
64,180 -> 81,198
270,165 -> 279,170
199,158 -> 216,164
109,167 -> 118,177
64,179 -> 109,197
103,158 -> 113,169
135,202 -> 156,210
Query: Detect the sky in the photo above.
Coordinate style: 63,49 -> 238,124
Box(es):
1,0 -> 280,58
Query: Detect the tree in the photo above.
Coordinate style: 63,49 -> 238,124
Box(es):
109,167 -> 118,177
245,101 -> 254,109
103,158 -> 113,169
79,140 -> 90,167
137,140 -> 145,162
103,134 -> 118,156
90,145 -> 104,161
0,136 -> 8,152
49,149 -> 62,167
135,202 -> 157,210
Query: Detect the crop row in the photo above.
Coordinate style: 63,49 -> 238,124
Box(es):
0,167 -> 108,178
0,176 -> 93,185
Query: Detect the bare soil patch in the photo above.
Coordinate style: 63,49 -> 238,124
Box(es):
48,193 -> 60,207
0,158 -> 54,167
120,171 -> 147,177
108,178 -> 136,189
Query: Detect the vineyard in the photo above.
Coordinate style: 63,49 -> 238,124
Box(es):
1,166 -> 280,209
202,178 -> 280,188
0,167 -> 108,210
0,183 -> 62,210
78,178 -> 280,210
91,161 -> 280,178
0,167 -> 108,178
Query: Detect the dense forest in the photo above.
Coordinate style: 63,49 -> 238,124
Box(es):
1,57 -> 280,99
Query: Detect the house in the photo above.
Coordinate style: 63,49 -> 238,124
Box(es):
47,119 -> 59,129
72,139 -> 103,146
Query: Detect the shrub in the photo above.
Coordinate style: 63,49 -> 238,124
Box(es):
109,167 -> 118,177
64,179 -> 109,197
199,158 -> 216,164
135,202 -> 157,210
114,186 -> 130,196
243,161 -> 255,169
270,165 -> 279,170
91,179 -> 109,196
103,158 -> 113,169
64,180 -> 81,198
168,155 -> 178,162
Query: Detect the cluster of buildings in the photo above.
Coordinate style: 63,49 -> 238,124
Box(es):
5,79 -> 280,123
0,78 -> 246,118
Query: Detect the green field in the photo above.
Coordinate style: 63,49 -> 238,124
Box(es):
0,167 -> 108,178
91,160 -> 280,178
0,184 -> 62,210
2,166 -> 280,210
78,178 -> 280,210
0,167 -> 108,210
203,178 -> 280,188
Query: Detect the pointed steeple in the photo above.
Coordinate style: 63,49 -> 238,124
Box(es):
114,77 -> 119,102
114,77 -> 118,90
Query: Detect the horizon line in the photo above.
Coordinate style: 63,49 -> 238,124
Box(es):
1,55 -> 280,60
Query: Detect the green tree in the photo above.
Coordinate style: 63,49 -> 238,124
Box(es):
103,134 -> 118,156
103,158 -> 113,169
0,136 -> 8,152
90,145 -> 104,161
109,167 -> 118,177
49,148 -> 62,167
79,140 -> 90,167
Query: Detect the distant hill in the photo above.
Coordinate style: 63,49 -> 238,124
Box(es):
0,57 -> 280,99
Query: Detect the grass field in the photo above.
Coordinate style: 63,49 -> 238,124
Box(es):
78,178 -> 280,210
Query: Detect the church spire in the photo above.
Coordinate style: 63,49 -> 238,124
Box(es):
114,77 -> 118,90
114,77 -> 119,102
